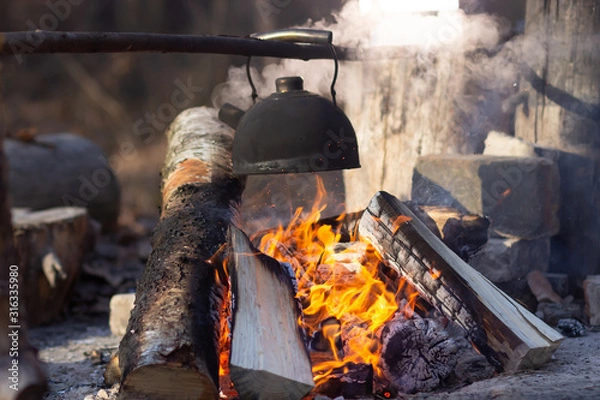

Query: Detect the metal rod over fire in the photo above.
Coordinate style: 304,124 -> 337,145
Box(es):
0,29 -> 358,60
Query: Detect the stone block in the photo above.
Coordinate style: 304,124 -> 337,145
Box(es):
468,237 -> 550,283
412,155 -> 560,239
584,275 -> 600,326
109,293 -> 135,337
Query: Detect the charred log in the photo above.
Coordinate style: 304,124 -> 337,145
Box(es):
117,108 -> 244,400
314,363 -> 373,399
416,205 -> 489,261
379,315 -> 457,394
359,191 -> 563,373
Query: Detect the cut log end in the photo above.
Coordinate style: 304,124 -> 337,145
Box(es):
380,317 -> 458,394
230,367 -> 314,400
120,365 -> 218,400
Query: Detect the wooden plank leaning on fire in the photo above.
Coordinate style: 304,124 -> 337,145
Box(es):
117,107 -> 244,400
358,191 -> 563,373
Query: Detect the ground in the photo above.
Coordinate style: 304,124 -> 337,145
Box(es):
29,316 -> 600,400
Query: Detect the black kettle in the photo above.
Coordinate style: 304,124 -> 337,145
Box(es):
218,29 -> 360,175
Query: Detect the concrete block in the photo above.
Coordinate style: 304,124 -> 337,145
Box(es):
412,155 -> 560,239
584,275 -> 600,326
109,293 -> 135,337
468,237 -> 550,283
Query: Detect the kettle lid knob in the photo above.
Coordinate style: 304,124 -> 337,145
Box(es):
276,76 -> 304,93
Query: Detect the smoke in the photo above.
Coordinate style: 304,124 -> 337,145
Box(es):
229,0 -> 599,225
212,0 -> 522,139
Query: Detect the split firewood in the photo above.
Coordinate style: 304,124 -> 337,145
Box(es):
117,108 -> 244,400
228,225 -> 314,400
13,207 -> 92,326
359,191 -> 563,373
0,130 -> 47,400
379,315 -> 458,394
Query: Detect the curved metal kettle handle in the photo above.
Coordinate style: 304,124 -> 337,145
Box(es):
246,29 -> 339,107
249,29 -> 332,46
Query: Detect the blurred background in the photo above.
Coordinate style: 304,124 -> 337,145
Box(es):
0,0 -> 344,222
0,0 -> 527,224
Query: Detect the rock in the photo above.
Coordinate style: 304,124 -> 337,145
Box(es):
534,147 -> 600,280
536,301 -> 584,327
556,319 -> 586,338
5,133 -> 121,231
484,131 -> 537,158
468,237 -> 550,283
412,155 -> 560,239
584,275 -> 600,326
109,293 -> 135,337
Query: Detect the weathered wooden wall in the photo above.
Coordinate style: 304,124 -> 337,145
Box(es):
341,50 -> 471,212
515,0 -> 600,282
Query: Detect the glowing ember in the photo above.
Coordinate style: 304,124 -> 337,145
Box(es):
254,177 -> 420,384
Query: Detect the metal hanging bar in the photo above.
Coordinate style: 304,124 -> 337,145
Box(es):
0,30 -> 354,60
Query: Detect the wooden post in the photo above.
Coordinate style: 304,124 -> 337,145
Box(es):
341,48 -> 471,212
515,0 -> 600,281
0,131 -> 47,399
117,107 -> 244,400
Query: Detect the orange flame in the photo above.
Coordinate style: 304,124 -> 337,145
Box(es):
255,177 -> 420,384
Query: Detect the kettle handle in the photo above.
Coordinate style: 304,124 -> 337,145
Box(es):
246,29 -> 339,107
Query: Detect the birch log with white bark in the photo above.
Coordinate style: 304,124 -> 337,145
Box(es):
117,107 -> 244,400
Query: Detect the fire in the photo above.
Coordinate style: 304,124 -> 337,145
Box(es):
255,177 -> 420,384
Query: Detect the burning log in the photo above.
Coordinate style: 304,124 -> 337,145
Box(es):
228,225 -> 314,400
117,108 -> 244,399
379,315 -> 458,394
359,191 -> 563,373
417,206 -> 489,261
313,363 -> 373,399
0,132 -> 47,399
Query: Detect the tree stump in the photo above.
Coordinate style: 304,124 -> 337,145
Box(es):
13,207 -> 92,326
